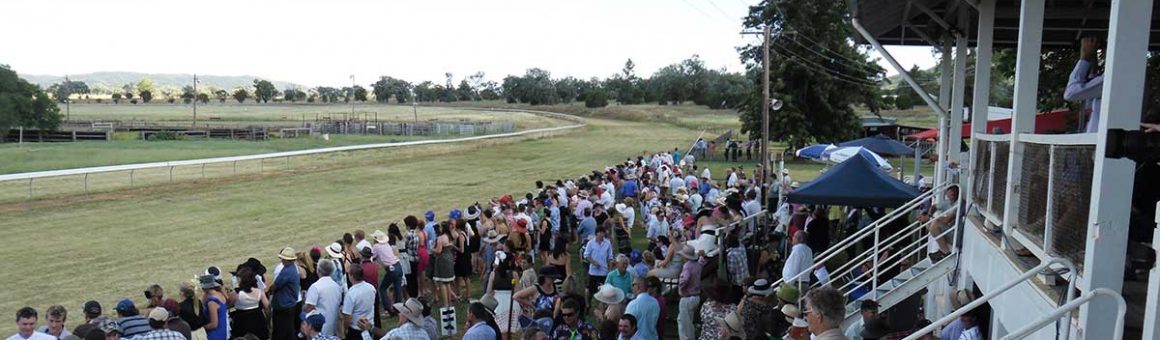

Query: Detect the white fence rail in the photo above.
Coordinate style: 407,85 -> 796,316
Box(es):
0,108 -> 585,200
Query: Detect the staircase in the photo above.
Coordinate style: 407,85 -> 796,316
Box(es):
840,254 -> 958,328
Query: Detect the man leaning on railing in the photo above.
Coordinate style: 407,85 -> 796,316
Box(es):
919,186 -> 961,262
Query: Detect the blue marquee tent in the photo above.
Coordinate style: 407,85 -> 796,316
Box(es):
839,134 -> 915,157
786,151 -> 919,208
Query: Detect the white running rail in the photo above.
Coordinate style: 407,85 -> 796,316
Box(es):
0,108 -> 584,183
1001,288 -> 1126,340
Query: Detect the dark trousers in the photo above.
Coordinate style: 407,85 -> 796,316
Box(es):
271,302 -> 301,340
405,261 -> 419,297
344,327 -> 365,340
587,274 -> 606,297
380,263 -> 404,310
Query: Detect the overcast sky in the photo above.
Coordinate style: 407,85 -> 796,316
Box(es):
1,0 -> 937,87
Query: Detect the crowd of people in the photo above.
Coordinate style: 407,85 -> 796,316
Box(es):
11,145 -> 982,340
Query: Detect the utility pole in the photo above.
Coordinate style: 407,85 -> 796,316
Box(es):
742,26 -> 773,208
411,87 -> 418,122
192,74 -> 199,128
350,74 -> 356,120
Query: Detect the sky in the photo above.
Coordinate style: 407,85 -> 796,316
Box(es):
0,0 -> 937,88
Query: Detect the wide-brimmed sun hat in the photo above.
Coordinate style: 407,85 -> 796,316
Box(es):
278,247 -> 296,261
615,203 -> 629,215
198,274 -> 221,290
372,230 -> 388,244
482,230 -> 505,244
776,282 -> 801,302
781,304 -> 801,323
393,298 -> 425,322
325,242 -> 343,258
593,284 -> 626,305
465,205 -> 481,220
748,278 -> 775,296
677,245 -> 699,261
718,311 -> 746,338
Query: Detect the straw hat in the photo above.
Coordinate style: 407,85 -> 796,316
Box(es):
325,242 -> 343,258
277,247 -> 296,261
781,304 -> 801,323
718,311 -> 746,338
371,230 -> 388,244
593,284 -> 626,305
392,298 -> 425,322
677,246 -> 699,261
615,203 -> 629,215
482,230 -> 505,244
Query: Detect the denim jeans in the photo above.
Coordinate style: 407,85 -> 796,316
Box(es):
379,263 -> 403,309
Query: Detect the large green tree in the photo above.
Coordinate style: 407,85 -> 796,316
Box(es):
252,79 -> 278,103
739,0 -> 886,147
371,76 -> 412,103
49,80 -> 89,103
0,65 -> 61,135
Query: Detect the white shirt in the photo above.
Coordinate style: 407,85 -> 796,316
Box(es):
622,206 -> 636,228
727,173 -> 738,188
689,194 -> 704,211
783,243 -> 814,283
599,191 -> 615,210
742,200 -> 762,217
8,333 -> 56,340
1063,59 -> 1104,133
342,281 -> 378,331
959,326 -> 983,340
305,276 -> 343,336
669,177 -> 685,190
701,168 -> 710,180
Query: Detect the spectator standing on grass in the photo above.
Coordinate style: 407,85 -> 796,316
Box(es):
36,305 -> 69,339
159,300 -> 190,340
305,260 -> 341,337
677,246 -> 703,340
370,229 -> 402,314
404,215 -> 426,299
381,299 -> 431,340
298,314 -> 334,340
604,254 -> 633,297
71,301 -> 105,338
624,277 -> 658,340
10,307 -> 55,340
175,283 -> 204,338
271,247 -> 301,340
231,267 -> 269,340
113,300 -> 149,339
341,265 -> 376,340
130,309 -> 184,340
583,227 -> 613,296
198,275 -> 229,340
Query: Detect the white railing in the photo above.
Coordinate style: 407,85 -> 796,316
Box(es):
0,109 -> 585,201
1001,288 -> 1126,340
903,257 -> 1078,340
970,134 -> 1010,226
774,183 -> 949,294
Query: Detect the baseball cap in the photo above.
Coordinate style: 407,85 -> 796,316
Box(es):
300,313 -> 325,332
82,301 -> 102,316
425,210 -> 436,221
114,299 -> 136,313
147,308 -> 168,322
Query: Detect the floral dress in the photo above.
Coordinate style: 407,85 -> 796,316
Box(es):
698,300 -> 737,340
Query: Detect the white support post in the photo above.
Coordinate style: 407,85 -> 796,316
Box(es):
934,37 -> 952,190
1144,202 -> 1160,340
969,0 -> 995,225
1042,146 -> 1055,254
949,14 -> 968,168
1001,0 -> 1045,246
1078,0 -> 1150,336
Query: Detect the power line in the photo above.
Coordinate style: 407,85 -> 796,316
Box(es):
769,42 -> 882,86
679,0 -> 716,20
705,0 -> 735,20
770,48 -> 885,89
769,3 -> 873,67
777,34 -> 881,74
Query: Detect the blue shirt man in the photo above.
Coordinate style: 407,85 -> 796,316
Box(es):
621,179 -> 639,199
672,149 -> 681,165
583,229 -> 613,277
272,258 -> 301,310
548,203 -> 561,233
578,215 -> 597,242
625,280 -> 659,340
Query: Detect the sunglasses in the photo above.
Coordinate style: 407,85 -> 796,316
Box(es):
562,311 -> 577,317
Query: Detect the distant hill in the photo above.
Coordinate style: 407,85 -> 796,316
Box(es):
18,71 -> 305,93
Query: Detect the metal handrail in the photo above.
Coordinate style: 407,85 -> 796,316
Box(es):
774,183 -> 947,288
902,257 -> 1078,340
1001,288 -> 1126,340
837,222 -> 949,294
826,215 -> 936,287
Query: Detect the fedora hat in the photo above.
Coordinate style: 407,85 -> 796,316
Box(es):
482,230 -> 506,244
748,278 -> 775,296
615,203 -> 628,215
717,311 -> 746,338
469,292 -> 499,313
325,242 -> 343,258
593,284 -> 626,305
392,298 -> 425,322
371,230 -> 388,244
278,247 -> 296,261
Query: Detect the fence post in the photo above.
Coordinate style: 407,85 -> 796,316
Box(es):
27,178 -> 33,201
169,166 -> 174,183
130,170 -> 135,186
233,161 -> 237,174
202,163 -> 206,178
259,159 -> 264,173
286,156 -> 291,170
84,173 -> 89,196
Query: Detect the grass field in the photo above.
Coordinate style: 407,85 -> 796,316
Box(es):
0,105 -> 566,174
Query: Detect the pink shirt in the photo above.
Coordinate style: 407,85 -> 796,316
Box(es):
372,243 -> 399,267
